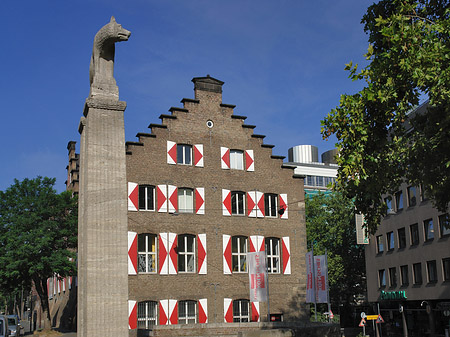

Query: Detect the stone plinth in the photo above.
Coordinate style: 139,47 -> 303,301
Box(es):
78,97 -> 128,337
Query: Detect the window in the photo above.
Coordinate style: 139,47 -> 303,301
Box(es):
139,185 -> 155,211
177,144 -> 192,165
395,191 -> 403,211
178,188 -> 193,213
427,260 -> 437,283
138,234 -> 157,273
178,234 -> 196,273
410,223 -> 419,245
420,184 -> 428,201
231,191 -> 245,215
400,265 -> 409,286
264,193 -> 278,217
379,269 -> 386,288
424,219 -> 434,241
179,300 -> 196,324
232,236 -> 247,272
443,258 -> 450,281
233,299 -> 250,322
230,150 -> 244,170
387,232 -> 395,251
398,228 -> 406,249
265,238 -> 280,273
439,214 -> 450,237
413,263 -> 422,284
385,197 -> 393,214
137,301 -> 157,329
389,267 -> 397,287
376,235 -> 384,253
407,186 -> 417,207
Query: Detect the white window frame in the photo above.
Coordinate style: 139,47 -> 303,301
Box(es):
231,191 -> 245,215
233,299 -> 250,322
265,238 -> 280,274
265,193 -> 278,218
178,300 -> 197,324
178,188 -> 194,213
137,301 -> 157,329
230,150 -> 244,170
232,236 -> 247,273
178,234 -> 196,273
138,234 -> 157,273
177,144 -> 192,165
139,185 -> 155,211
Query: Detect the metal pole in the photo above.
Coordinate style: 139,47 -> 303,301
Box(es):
312,242 -> 317,322
325,249 -> 331,322
377,302 -> 382,337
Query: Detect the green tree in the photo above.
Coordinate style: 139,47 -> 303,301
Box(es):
306,192 -> 366,310
321,0 -> 450,233
0,177 -> 77,330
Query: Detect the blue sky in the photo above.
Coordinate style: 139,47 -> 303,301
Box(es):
0,0 -> 372,192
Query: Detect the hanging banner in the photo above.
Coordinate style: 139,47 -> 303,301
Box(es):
305,251 -> 314,303
314,255 -> 328,303
247,251 -> 268,302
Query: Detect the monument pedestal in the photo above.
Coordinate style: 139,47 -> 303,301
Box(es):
78,97 -> 128,337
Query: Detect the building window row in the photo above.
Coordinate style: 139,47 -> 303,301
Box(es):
376,214 -> 449,254
384,185 -> 429,214
305,175 -> 336,188
378,257 -> 450,288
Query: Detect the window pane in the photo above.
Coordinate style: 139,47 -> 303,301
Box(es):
398,228 -> 406,249
400,265 -> 409,285
376,235 -> 384,253
443,258 -> 450,281
187,255 -> 195,272
439,214 -> 450,237
424,219 -> 434,240
395,191 -> 403,210
427,260 -> 437,282
413,263 -> 422,284
230,150 -> 244,170
410,224 -> 419,245
407,186 -> 416,207
387,232 -> 394,250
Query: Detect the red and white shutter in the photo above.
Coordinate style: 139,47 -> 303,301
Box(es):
128,182 -> 138,211
197,234 -> 207,275
223,234 -> 232,274
282,236 -> 291,275
168,185 -> 178,213
195,187 -> 205,215
194,144 -> 204,167
157,184 -> 168,212
199,298 -> 208,323
222,189 -> 231,216
169,299 -> 178,325
159,300 -> 169,325
167,141 -> 177,165
168,233 -> 178,275
256,191 -> 265,218
224,298 -> 233,323
251,302 -> 260,322
245,150 -> 255,172
279,194 -> 288,219
247,191 -> 257,217
128,300 -> 137,329
249,235 -> 265,253
159,233 -> 169,275
221,147 -> 230,169
128,231 -> 138,275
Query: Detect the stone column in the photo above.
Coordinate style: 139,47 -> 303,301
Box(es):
78,97 -> 128,336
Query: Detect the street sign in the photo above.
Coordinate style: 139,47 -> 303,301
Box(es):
376,314 -> 385,324
366,315 -> 379,320
359,318 -> 366,327
361,312 -> 366,318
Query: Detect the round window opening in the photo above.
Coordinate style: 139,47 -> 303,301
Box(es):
206,120 -> 214,128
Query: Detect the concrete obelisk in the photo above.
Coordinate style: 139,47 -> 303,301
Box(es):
78,17 -> 131,337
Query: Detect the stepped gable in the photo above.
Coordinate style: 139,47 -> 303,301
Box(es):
125,75 -> 292,170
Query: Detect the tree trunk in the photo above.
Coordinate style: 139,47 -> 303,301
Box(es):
33,277 -> 52,330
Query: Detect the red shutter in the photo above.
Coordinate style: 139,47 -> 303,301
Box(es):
223,235 -> 232,274
256,191 -> 265,217
159,300 -> 168,325
251,302 -> 260,322
168,185 -> 178,213
198,299 -> 208,323
194,144 -> 204,167
221,147 -> 230,169
159,233 -> 168,275
247,191 -> 256,217
245,150 -> 254,171
195,188 -> 205,215
222,189 -> 231,216
128,300 -> 137,329
168,233 -> 177,274
249,235 -> 265,253
169,299 -> 178,325
224,298 -> 233,322
128,231 -> 138,275
157,185 -> 167,212
282,236 -> 291,274
128,182 -> 138,211
198,234 -> 207,274
167,141 -> 177,164
279,194 -> 288,219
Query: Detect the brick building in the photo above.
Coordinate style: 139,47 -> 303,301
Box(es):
124,75 -> 307,335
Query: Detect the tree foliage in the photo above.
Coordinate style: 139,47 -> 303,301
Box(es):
321,0 -> 450,233
0,177 -> 77,329
305,192 -> 366,309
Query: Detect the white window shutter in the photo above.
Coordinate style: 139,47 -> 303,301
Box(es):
194,144 -> 204,167
159,300 -> 169,325
222,189 -> 231,216
224,298 -> 233,322
199,298 -> 208,323
249,235 -> 265,253
128,231 -> 138,275
221,147 -> 230,169
256,191 -> 265,217
128,300 -> 137,329
167,141 -> 177,164
198,233 -> 207,274
282,236 -> 291,274
159,233 -> 169,275
245,150 -> 255,171
251,302 -> 260,322
195,187 -> 205,215
157,185 -> 168,212
168,185 -> 178,213
128,182 -> 138,211
223,234 -> 232,274
247,191 -> 256,217
168,233 -> 177,275
279,194 -> 288,219
168,299 -> 178,325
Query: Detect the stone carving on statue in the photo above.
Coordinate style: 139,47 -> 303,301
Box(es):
89,16 -> 131,99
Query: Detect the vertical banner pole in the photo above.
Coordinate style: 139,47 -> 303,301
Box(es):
312,242 -> 317,322
325,248 -> 331,322
267,257 -> 270,322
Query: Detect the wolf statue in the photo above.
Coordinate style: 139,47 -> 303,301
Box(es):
89,16 -> 131,99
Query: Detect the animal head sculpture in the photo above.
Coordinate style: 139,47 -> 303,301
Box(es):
89,16 -> 131,99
